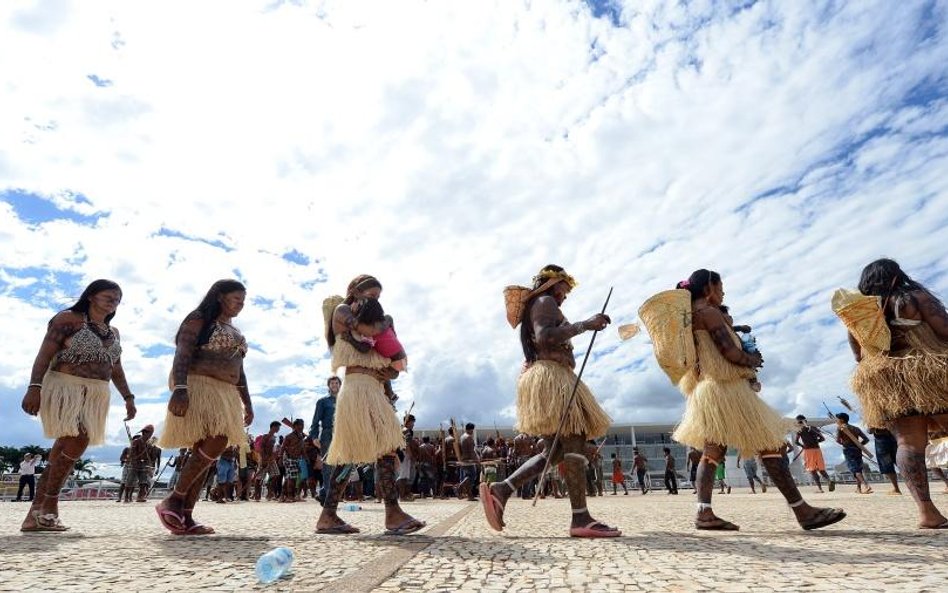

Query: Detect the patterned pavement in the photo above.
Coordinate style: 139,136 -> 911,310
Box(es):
1,487 -> 946,592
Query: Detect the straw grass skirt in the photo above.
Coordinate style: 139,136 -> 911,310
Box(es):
672,377 -> 790,458
850,324 -> 948,428
926,437 -> 948,468
158,374 -> 247,449
515,360 -> 611,439
39,370 -> 111,446
326,338 -> 403,463
326,373 -> 404,464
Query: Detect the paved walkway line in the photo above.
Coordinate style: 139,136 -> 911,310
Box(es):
320,503 -> 476,592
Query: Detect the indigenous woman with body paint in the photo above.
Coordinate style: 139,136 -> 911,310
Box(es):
155,279 -> 254,535
673,269 -> 845,531
20,279 -> 137,532
848,259 -> 948,529
315,275 -> 425,535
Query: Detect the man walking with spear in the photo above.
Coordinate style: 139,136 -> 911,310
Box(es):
481,265 -> 620,537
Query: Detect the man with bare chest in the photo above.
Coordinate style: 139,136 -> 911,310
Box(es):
254,421 -> 280,501
511,433 -> 536,499
125,425 -> 157,503
282,419 -> 306,502
481,265 -> 619,538
416,436 -> 436,498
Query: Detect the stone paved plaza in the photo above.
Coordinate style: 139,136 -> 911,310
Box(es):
1,489 -> 946,592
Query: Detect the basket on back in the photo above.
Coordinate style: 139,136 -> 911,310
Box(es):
323,295 -> 344,346
831,288 -> 890,355
638,289 -> 696,386
504,285 -> 534,329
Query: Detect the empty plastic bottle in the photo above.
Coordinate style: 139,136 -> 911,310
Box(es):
342,503 -> 362,511
256,547 -> 294,584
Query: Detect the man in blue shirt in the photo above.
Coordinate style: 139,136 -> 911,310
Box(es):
310,376 -> 341,503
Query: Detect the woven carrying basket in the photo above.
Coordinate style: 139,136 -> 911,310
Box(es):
831,288 -> 890,355
638,289 -> 696,385
323,295 -> 344,345
503,285 -> 533,328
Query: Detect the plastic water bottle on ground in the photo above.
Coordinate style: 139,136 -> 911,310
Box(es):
343,503 -> 362,511
256,547 -> 294,584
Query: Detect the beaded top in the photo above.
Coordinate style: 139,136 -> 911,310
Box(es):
201,321 -> 248,358
56,321 -> 122,365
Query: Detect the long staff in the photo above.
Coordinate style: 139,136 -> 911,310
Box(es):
823,402 -> 874,460
146,455 -> 174,497
533,287 -> 613,507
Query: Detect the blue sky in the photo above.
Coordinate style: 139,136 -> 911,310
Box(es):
1,0 -> 947,473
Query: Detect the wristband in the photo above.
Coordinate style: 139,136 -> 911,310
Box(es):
29,383 -> 43,389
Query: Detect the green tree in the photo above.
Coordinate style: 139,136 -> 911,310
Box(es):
73,458 -> 96,479
0,446 -> 20,474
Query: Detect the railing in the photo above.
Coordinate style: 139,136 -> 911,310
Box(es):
0,475 -> 135,502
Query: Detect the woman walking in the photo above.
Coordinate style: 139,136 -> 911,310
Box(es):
315,275 -> 424,535
155,279 -> 254,535
20,279 -> 137,532
671,269 -> 845,531
847,259 -> 948,528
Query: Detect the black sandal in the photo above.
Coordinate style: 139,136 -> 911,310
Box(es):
800,507 -> 846,531
695,517 -> 740,531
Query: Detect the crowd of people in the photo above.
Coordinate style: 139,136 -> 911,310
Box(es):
14,259 -> 948,538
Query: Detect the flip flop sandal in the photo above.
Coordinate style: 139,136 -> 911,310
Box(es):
21,512 -> 70,533
479,483 -> 505,532
384,518 -> 426,536
315,523 -> 360,535
184,523 -> 216,535
800,507 -> 846,531
695,517 -> 740,531
569,521 -> 621,538
155,505 -> 187,534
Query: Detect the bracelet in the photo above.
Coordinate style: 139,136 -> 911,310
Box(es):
29,383 -> 43,389
122,394 -> 135,401
172,384 -> 189,390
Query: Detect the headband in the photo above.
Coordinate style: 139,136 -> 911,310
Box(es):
532,268 -> 577,290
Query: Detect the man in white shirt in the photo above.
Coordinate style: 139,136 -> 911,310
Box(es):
16,453 -> 43,502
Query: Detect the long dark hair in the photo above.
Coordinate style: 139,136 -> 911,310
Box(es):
520,265 -> 570,363
355,297 -> 385,324
178,279 -> 246,346
55,279 -> 122,326
858,258 -> 943,321
677,269 -> 721,302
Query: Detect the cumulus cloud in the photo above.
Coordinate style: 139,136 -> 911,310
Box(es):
1,0 -> 947,470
